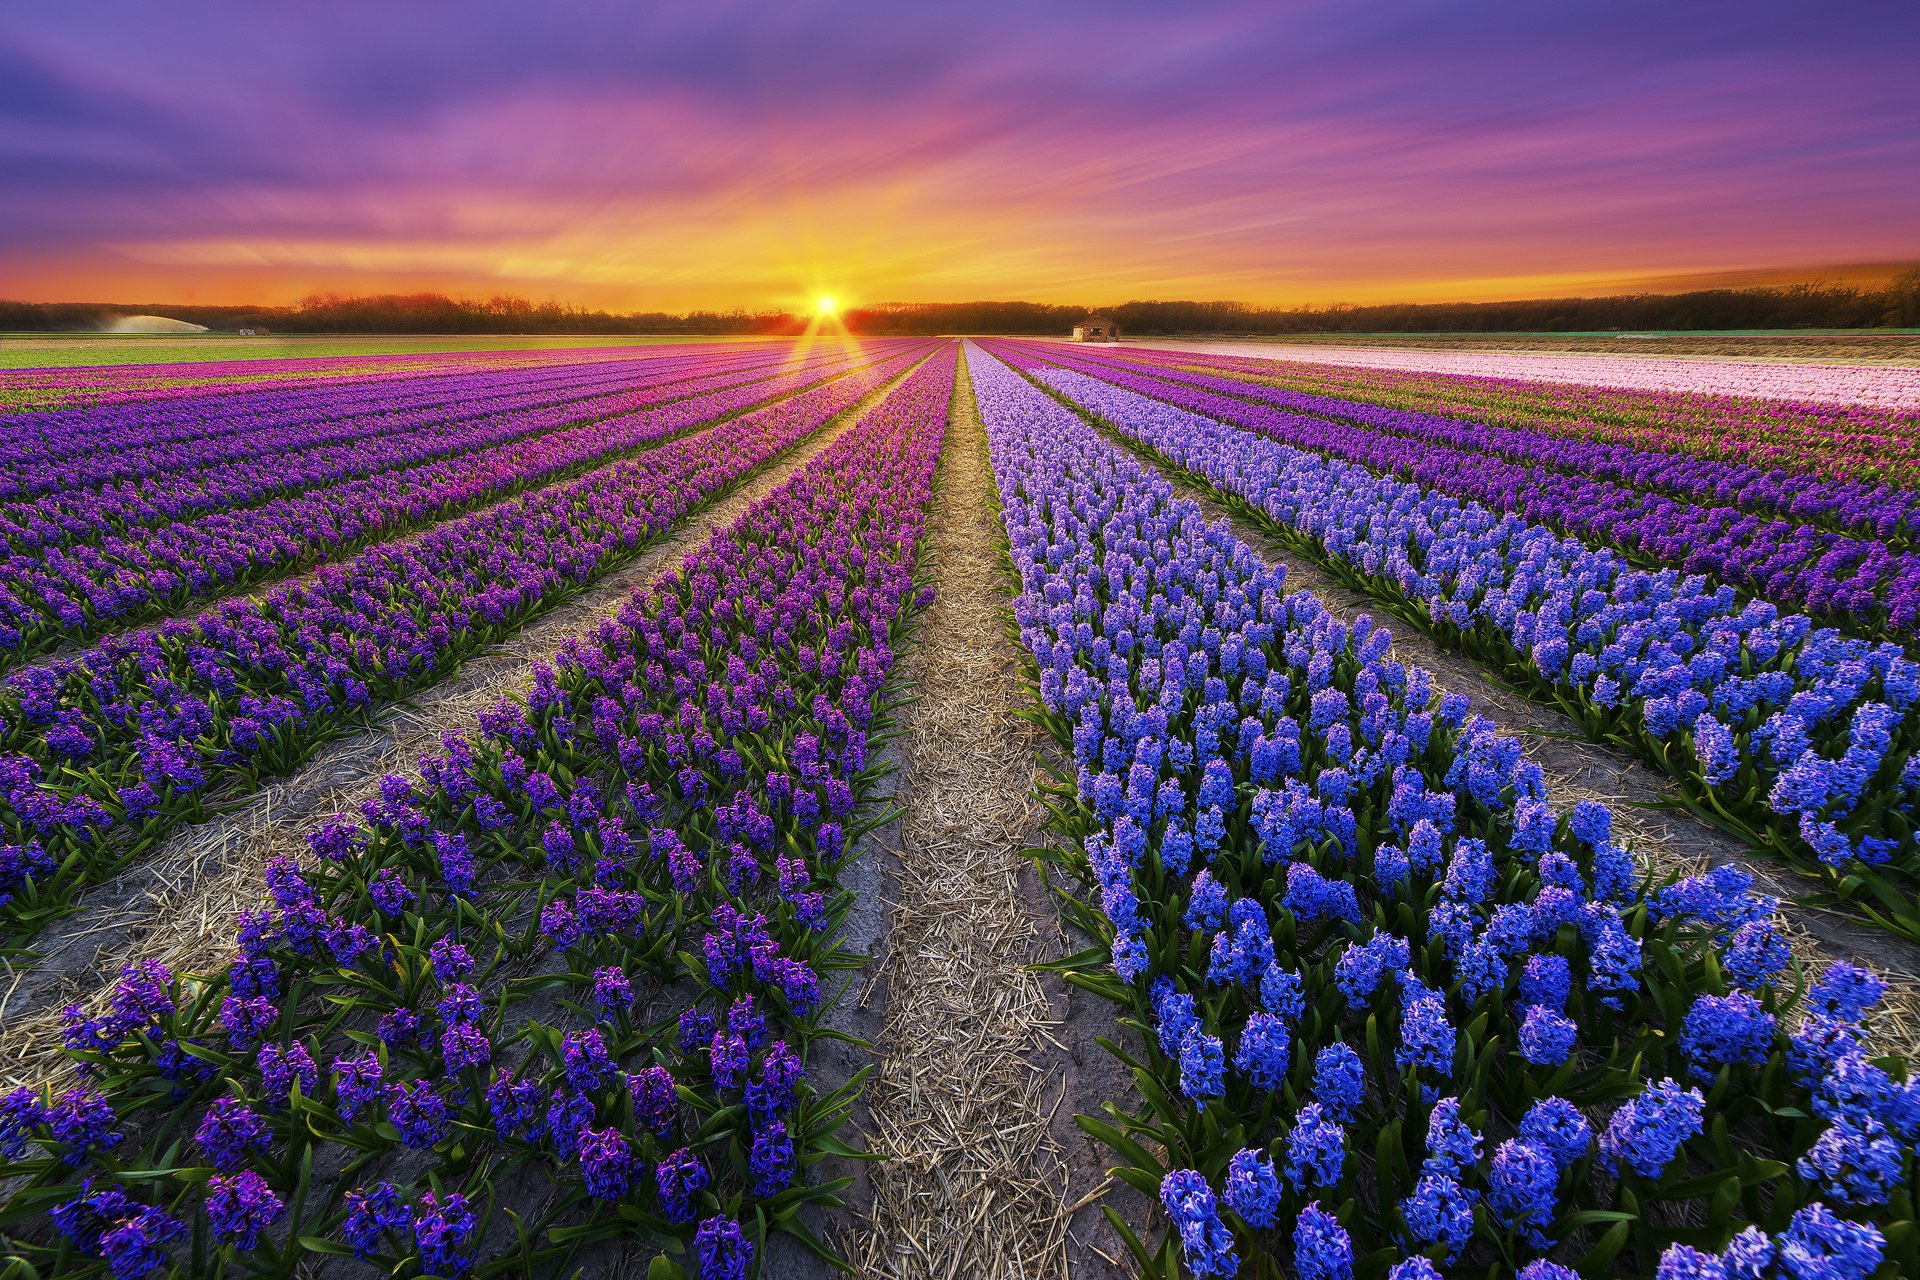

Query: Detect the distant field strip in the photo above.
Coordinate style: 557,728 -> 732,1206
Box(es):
0,333 -> 741,380
1115,345 -> 1920,486
1129,338 -> 1920,410
1065,345 -> 1920,540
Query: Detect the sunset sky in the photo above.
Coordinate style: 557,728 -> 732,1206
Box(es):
4,0 -> 1917,312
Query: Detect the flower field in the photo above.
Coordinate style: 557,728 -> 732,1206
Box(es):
981,340 -> 1920,941
1,335 -> 1915,1280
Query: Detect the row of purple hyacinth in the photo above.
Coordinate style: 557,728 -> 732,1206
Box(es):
2,353 -> 672,504
969,340 -> 1909,1280
0,342 -> 736,479
0,343 -> 957,1279
0,344 -> 823,552
1073,344 -> 1920,543
0,343 -> 896,663
987,345 -> 1919,934
0,341 -> 938,940
1014,343 -> 1920,639
0,343 -> 703,418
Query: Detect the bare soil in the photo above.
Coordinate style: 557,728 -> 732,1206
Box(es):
828,357 -> 1141,1279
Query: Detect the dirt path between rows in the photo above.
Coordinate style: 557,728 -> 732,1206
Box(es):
0,358 -> 928,1093
827,356 -> 1141,1280
1160,476 -> 1920,1060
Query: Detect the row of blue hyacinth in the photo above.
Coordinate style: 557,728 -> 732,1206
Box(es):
984,340 -> 1919,943
968,340 -> 1910,1280
0,346 -> 957,1278
1024,341 -> 1920,639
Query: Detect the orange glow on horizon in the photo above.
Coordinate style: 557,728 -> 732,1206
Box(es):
8,245 -> 1914,316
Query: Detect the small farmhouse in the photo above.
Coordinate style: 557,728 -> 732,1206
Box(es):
1071,314 -> 1119,342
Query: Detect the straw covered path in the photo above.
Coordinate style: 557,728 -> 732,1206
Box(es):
836,356 -> 1141,1279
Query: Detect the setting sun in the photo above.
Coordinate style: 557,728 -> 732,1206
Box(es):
815,294 -> 838,317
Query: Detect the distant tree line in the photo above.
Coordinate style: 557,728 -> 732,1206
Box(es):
3,271 -> 1917,336
850,272 -> 1920,334
0,293 -> 798,336
273,294 -> 795,335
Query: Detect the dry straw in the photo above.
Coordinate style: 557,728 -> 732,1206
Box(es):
841,360 -> 1080,1279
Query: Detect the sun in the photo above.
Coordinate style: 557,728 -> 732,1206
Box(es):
815,294 -> 838,317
